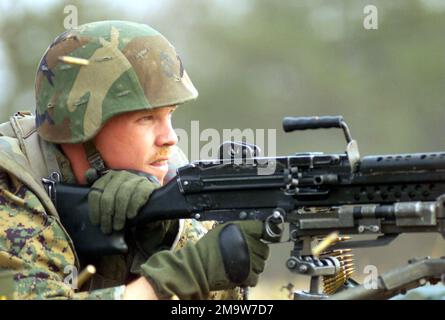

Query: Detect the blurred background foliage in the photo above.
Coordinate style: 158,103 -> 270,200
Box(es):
0,0 -> 444,299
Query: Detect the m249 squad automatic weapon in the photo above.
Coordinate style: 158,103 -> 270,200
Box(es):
44,116 -> 445,299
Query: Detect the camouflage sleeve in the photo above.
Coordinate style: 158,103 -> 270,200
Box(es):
0,170 -> 125,300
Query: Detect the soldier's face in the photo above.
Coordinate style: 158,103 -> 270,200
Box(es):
93,106 -> 178,184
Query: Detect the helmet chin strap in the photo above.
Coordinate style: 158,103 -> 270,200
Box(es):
82,141 -> 162,186
83,141 -> 109,184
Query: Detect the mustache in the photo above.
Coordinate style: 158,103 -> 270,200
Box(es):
150,147 -> 172,162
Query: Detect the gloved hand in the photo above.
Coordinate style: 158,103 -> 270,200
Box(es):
88,170 -> 160,234
133,219 -> 179,258
140,220 -> 272,300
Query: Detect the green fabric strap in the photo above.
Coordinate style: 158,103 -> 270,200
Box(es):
84,141 -> 108,183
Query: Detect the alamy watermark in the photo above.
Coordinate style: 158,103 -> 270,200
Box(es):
63,265 -> 79,289
363,264 -> 379,289
175,122 -> 278,175
63,5 -> 78,30
363,5 -> 378,30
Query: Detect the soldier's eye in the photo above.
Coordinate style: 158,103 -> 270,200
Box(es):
139,115 -> 154,122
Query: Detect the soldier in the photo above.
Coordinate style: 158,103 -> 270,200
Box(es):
0,20 -> 271,299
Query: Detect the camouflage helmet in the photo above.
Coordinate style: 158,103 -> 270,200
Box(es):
35,20 -> 198,144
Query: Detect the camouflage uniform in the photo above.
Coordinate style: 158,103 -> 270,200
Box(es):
0,21 -> 242,300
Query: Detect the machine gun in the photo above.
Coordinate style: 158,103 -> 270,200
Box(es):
45,116 -> 445,299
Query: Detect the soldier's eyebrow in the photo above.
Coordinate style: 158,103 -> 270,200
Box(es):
136,106 -> 176,119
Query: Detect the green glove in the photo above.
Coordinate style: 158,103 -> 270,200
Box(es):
140,221 -> 270,300
88,170 -> 160,234
133,219 -> 179,258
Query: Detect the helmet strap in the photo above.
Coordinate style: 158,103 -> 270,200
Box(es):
83,141 -> 109,184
